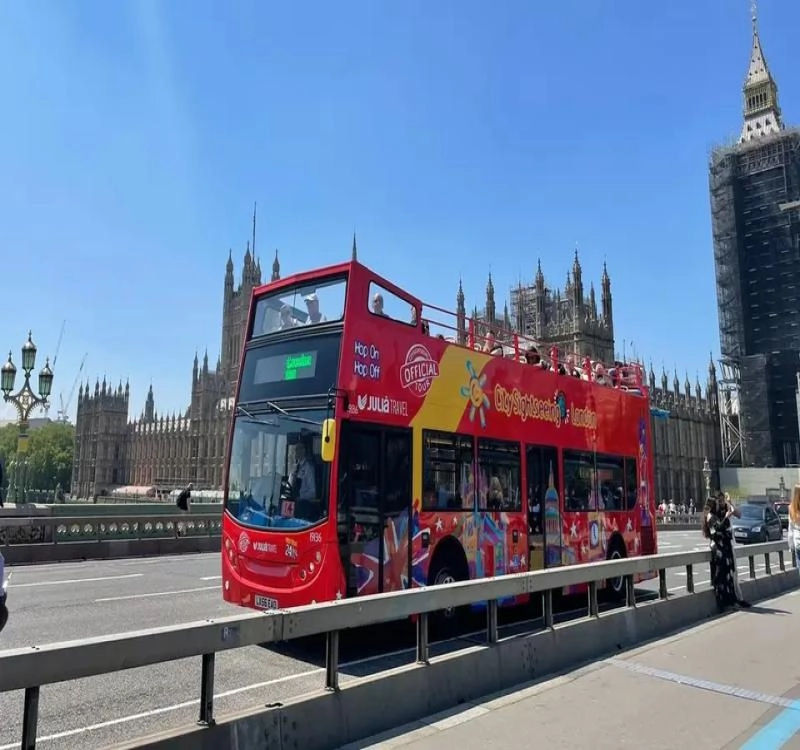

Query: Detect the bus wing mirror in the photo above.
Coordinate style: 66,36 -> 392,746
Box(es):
321,418 -> 336,463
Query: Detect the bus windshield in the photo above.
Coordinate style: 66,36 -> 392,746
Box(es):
225,408 -> 329,530
252,277 -> 347,337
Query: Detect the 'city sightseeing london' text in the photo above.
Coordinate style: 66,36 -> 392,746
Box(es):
493,384 -> 597,430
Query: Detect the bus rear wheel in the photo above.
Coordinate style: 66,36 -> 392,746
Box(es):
432,563 -> 460,618
428,555 -> 468,637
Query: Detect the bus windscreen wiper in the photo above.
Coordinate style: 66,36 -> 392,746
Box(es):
236,403 -> 321,426
235,406 -> 278,426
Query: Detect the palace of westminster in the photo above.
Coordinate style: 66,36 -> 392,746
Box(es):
74,10 -> 798,503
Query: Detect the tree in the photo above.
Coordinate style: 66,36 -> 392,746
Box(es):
0,421 -> 74,496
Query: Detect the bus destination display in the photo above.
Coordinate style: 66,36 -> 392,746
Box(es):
254,351 -> 318,384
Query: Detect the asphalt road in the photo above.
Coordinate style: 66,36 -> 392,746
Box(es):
0,530 -> 778,750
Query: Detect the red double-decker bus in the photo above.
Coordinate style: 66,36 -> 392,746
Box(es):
221,260 -> 657,612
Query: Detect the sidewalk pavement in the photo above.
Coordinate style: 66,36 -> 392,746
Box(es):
345,588 -> 800,750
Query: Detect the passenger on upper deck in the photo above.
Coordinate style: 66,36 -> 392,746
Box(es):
303,293 -> 326,324
594,362 -> 608,385
372,293 -> 387,316
565,355 -> 580,378
483,331 -> 503,355
279,305 -> 296,330
607,361 -> 622,386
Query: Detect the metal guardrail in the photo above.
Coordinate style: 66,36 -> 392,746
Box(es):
656,512 -> 701,525
0,540 -> 792,749
0,513 -> 222,546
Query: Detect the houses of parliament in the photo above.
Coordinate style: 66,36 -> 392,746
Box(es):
71,234 -> 721,505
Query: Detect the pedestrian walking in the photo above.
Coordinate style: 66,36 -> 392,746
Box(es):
176,483 -> 192,512
788,485 -> 800,567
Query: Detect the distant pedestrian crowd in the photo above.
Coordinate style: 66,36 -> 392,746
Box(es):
656,499 -> 697,521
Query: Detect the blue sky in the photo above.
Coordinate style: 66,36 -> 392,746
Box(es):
1,0 -> 797,423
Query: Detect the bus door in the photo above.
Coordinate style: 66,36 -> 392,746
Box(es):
526,445 -> 560,571
338,422 -> 412,596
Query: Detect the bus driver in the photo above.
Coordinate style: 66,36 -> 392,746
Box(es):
289,443 -> 317,502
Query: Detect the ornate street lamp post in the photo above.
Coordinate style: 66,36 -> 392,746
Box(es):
1,332 -> 53,503
702,457 -> 712,503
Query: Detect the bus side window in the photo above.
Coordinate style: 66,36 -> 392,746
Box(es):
595,455 -> 624,511
563,451 -> 595,512
477,438 -> 521,512
368,281 -> 416,325
526,445 -> 558,535
422,430 -> 473,511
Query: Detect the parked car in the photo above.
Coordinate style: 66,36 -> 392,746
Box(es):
774,501 -> 790,530
731,502 -> 783,543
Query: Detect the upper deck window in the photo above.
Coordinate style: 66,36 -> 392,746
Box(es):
252,277 -> 347,338
368,281 -> 417,327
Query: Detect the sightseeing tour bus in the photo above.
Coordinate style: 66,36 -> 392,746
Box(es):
221,260 -> 657,612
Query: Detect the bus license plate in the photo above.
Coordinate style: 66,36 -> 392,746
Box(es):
254,595 -> 279,610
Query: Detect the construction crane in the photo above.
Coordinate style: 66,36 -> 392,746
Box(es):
58,353 -> 87,423
43,320 -> 66,417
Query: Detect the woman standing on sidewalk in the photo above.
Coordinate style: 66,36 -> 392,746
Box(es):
702,495 -> 738,612
787,485 -> 800,566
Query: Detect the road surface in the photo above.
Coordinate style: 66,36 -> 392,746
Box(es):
0,530 -> 774,749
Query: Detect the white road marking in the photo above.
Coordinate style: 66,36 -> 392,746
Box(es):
8,553 -> 219,572
668,579 -> 710,593
9,574 -> 143,589
95,585 -> 220,602
607,658 -> 797,708
116,554 -> 219,566
672,565 -> 767,578
200,575 -> 221,581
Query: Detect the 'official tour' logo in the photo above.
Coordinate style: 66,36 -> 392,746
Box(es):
400,344 -> 439,396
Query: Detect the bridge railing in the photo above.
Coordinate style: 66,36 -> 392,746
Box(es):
656,512 -> 702,526
0,540 -> 792,749
0,513 -> 221,546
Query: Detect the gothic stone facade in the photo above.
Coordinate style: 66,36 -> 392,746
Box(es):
72,244 -> 281,498
458,253 -> 723,502
648,362 -> 722,505
458,252 -> 614,364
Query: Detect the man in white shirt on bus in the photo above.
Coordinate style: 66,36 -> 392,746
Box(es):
303,293 -> 326,325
